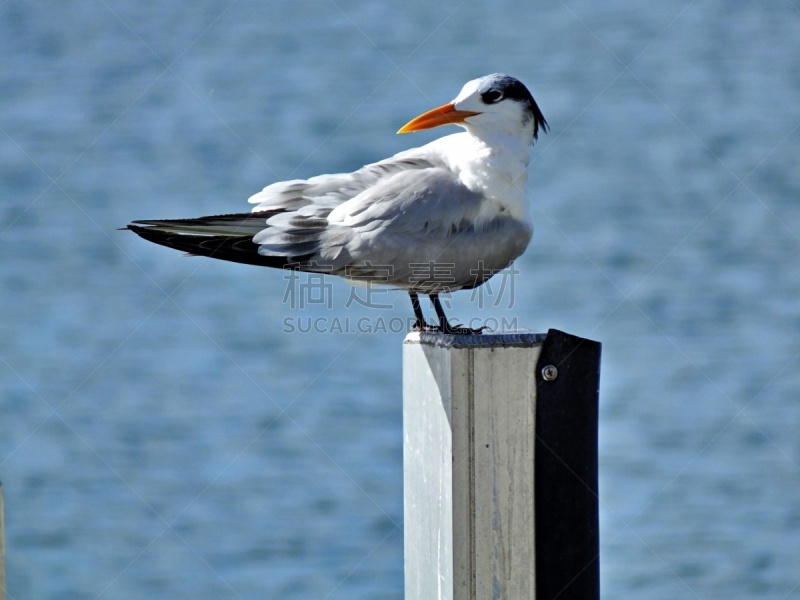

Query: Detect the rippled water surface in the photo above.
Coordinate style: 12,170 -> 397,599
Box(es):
2,1 -> 799,598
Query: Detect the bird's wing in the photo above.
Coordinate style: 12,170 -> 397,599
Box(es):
252,160 -> 531,291
247,154 -> 437,213
126,212 -> 292,268
252,161 -> 484,261
126,152 -> 447,268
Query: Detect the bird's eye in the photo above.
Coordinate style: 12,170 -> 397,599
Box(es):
482,89 -> 504,104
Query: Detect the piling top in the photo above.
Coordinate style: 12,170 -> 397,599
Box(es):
404,331 -> 547,349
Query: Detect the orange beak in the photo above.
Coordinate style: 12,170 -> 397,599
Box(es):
397,102 -> 481,134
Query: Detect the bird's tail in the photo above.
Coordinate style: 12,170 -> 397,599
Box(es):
125,212 -> 302,269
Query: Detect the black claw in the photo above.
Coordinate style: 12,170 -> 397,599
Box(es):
438,323 -> 487,335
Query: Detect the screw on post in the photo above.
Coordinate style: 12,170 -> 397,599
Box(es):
541,365 -> 558,381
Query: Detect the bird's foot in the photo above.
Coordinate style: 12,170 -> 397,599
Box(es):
412,318 -> 487,335
437,322 -> 487,335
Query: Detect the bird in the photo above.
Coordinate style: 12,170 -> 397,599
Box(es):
126,73 -> 548,334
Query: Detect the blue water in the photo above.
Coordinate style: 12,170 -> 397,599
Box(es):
2,1 -> 799,598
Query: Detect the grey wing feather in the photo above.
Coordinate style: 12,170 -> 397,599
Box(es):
248,154 -> 450,260
251,165 -> 483,263
248,156 -> 437,212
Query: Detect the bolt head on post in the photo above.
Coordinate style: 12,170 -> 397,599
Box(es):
541,364 -> 558,381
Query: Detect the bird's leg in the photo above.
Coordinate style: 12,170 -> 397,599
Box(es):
409,291 -> 435,331
430,293 -> 486,335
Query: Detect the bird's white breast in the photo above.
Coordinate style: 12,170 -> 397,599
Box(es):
422,133 -> 531,223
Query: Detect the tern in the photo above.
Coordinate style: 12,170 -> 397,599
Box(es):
126,73 -> 548,334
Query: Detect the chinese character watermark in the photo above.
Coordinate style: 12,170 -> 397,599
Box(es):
409,261 -> 456,291
280,259 -> 521,333
282,262 -> 333,309
344,262 -> 395,309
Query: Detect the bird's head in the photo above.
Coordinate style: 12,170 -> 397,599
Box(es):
398,73 -> 548,144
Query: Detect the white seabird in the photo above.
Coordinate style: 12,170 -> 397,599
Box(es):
126,73 -> 548,334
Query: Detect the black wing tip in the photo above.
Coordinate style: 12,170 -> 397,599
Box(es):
123,220 -> 301,270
